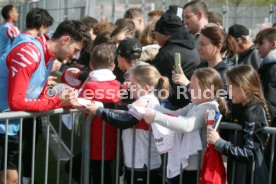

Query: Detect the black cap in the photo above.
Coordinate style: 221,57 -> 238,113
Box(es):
117,38 -> 142,60
155,13 -> 185,35
166,5 -> 183,20
228,24 -> 249,38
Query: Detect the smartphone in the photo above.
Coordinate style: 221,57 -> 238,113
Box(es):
207,110 -> 222,130
207,110 -> 216,126
213,111 -> 222,131
174,53 -> 181,74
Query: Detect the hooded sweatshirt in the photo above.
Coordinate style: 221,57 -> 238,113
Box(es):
152,29 -> 201,108
259,49 -> 276,125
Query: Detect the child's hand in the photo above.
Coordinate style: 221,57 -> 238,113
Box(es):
47,76 -> 58,86
172,65 -> 190,86
60,89 -> 78,107
72,103 -> 87,111
84,103 -> 101,115
207,127 -> 221,145
51,59 -> 62,72
143,110 -> 156,124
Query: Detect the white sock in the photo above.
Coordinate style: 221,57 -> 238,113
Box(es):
22,177 -> 31,184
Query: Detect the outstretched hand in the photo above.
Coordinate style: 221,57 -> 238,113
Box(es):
84,102 -> 102,115
60,89 -> 78,107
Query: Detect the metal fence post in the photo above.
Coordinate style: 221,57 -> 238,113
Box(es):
162,153 -> 167,184
111,0 -> 117,23
31,117 -> 37,184
82,114 -> 94,184
125,0 -> 129,11
101,121 -> 106,184
131,127 -> 137,184
68,112 -> 76,184
115,129 -> 121,184
56,115 -> 62,184
4,119 -> 8,184
44,115 -> 50,184
268,134 -> 275,184
146,128 -> 152,184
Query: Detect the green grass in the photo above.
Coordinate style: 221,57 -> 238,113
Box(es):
33,135 -> 68,184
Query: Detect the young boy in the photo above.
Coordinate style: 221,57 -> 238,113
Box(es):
256,28 -> 276,126
79,43 -> 120,184
255,28 -> 276,183
0,4 -> 20,56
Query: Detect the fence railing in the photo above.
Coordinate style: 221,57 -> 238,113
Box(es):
0,109 -> 81,184
0,110 -> 276,184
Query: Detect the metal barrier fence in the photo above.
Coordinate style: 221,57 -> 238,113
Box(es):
0,110 -> 276,184
0,109 -> 81,184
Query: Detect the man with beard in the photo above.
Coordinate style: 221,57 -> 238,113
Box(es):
0,4 -> 20,56
0,20 -> 91,183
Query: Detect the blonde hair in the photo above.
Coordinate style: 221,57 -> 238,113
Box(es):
226,65 -> 270,122
131,65 -> 170,99
139,20 -> 158,46
193,68 -> 228,114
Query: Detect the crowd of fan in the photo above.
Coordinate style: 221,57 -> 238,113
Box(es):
0,1 -> 276,184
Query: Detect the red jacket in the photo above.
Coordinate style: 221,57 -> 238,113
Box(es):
7,35 -> 61,111
79,70 -> 121,160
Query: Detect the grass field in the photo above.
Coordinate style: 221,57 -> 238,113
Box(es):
32,135 -> 68,184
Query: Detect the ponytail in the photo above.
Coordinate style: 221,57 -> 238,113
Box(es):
131,65 -> 171,99
200,26 -> 238,59
224,34 -> 239,58
252,93 -> 271,125
156,76 -> 170,99
216,97 -> 229,116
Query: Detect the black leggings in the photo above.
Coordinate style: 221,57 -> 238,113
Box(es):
90,160 -> 112,184
65,151 -> 113,184
166,170 -> 197,184
22,117 -> 41,177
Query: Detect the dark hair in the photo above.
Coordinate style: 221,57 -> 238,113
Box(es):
92,32 -> 115,49
111,22 -> 136,38
201,26 -> 238,58
115,18 -> 135,28
183,0 -> 208,18
1,4 -> 14,20
51,20 -> 92,50
255,28 -> 276,44
90,43 -> 115,69
26,8 -> 54,29
82,16 -> 98,30
226,65 -> 271,122
78,49 -> 91,67
208,11 -> 223,26
124,8 -> 143,19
